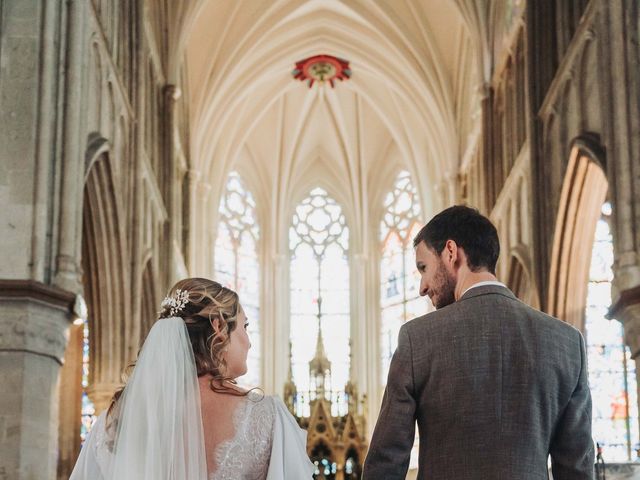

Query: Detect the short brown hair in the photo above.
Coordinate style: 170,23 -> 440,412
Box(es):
413,205 -> 500,274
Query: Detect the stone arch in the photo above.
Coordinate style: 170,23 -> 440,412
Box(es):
81,149 -> 132,411
507,246 -> 539,309
548,137 -> 608,330
84,132 -> 110,178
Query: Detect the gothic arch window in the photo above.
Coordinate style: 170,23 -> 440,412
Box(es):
79,151 -> 128,442
290,188 -> 350,417
379,171 -> 423,383
80,317 -> 96,443
586,202 -> 639,461
214,172 -> 261,386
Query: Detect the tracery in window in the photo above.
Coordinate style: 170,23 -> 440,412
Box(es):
214,172 -> 261,386
290,188 -> 350,416
380,171 -> 423,383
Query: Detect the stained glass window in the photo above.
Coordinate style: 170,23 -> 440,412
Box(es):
80,317 -> 96,443
290,188 -> 350,417
586,202 -> 639,461
214,172 -> 261,386
380,171 -> 424,384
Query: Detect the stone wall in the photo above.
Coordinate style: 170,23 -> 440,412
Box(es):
0,0 -> 190,478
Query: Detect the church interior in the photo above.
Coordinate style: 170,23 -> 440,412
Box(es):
1,0 -> 640,478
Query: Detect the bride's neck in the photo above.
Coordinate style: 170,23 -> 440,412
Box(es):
198,375 -> 246,395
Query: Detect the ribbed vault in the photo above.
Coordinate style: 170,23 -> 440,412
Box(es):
173,0 -> 493,271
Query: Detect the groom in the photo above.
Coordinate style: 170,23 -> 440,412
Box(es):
363,206 -> 594,479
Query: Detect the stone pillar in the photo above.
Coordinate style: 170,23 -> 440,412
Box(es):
53,0 -> 88,293
272,253 -> 290,397
350,253 -> 375,431
0,280 -> 74,480
188,171 -> 211,277
162,84 -> 183,284
599,0 -> 640,296
349,254 -> 366,388
601,0 -> 640,445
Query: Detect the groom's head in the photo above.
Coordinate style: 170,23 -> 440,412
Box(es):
413,205 -> 500,309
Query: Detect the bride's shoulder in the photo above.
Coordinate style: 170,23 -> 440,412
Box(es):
246,390 -> 278,412
247,392 -> 285,409
247,392 -> 298,422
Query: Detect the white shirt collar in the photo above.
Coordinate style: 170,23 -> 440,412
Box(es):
460,280 -> 507,298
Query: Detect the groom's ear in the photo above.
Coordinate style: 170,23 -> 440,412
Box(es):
443,239 -> 458,266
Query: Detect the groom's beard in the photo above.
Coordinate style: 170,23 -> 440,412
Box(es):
432,260 -> 456,309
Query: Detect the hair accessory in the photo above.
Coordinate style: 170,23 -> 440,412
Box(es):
160,289 -> 190,316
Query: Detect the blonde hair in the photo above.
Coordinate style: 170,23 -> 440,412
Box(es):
109,277 -> 247,416
159,277 -> 242,389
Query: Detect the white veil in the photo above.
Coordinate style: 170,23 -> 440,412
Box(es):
70,317 -> 208,480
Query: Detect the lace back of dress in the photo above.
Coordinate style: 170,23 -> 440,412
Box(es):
210,392 -> 276,480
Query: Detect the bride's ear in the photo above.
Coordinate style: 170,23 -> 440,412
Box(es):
209,315 -> 226,340
198,306 -> 225,336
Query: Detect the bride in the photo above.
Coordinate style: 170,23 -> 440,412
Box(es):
70,277 -> 314,479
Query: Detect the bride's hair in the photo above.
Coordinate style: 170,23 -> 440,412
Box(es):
109,277 -> 247,416
159,277 -> 243,387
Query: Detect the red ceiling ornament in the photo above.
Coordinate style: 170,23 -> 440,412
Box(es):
292,55 -> 352,88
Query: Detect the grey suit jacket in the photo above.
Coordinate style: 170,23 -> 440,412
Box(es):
363,285 -> 594,480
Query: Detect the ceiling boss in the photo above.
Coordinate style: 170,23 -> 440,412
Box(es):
292,54 -> 352,88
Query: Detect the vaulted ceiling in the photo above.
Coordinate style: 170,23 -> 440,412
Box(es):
167,0 -> 503,248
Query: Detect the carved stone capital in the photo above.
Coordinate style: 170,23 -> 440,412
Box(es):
53,254 -> 83,293
609,286 -> 640,357
613,256 -> 640,295
0,280 -> 75,363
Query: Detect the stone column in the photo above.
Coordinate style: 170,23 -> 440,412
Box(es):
0,1 -> 86,478
599,0 -> 640,296
602,0 -> 640,451
0,280 -> 74,480
349,254 -> 366,385
54,0 -> 88,293
349,253 -> 374,428
254,224 -> 290,396
164,85 -> 184,282
272,253 -> 290,397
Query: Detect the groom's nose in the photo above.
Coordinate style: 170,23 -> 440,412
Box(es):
419,277 -> 429,297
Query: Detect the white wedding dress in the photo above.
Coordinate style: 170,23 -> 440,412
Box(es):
210,390 -> 314,479
70,317 -> 314,480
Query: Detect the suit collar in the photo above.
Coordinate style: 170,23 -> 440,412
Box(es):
458,284 -> 517,302
460,280 -> 506,297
